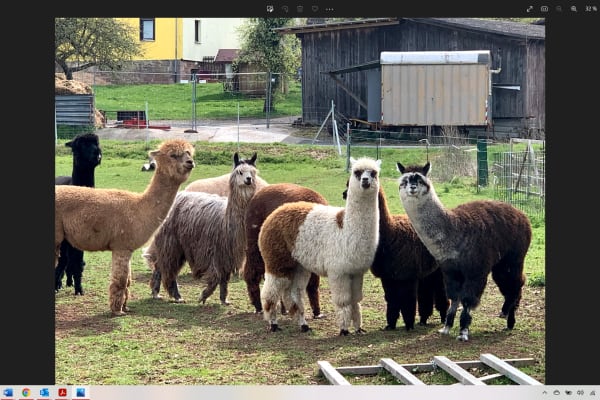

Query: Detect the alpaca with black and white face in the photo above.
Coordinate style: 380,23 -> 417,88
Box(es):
397,161 -> 532,342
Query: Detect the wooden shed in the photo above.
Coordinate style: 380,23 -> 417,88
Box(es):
276,18 -> 545,139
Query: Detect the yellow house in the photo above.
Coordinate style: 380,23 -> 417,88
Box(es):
106,18 -> 246,83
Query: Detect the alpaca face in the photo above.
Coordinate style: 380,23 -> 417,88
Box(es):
150,140 -> 195,179
68,134 -> 102,168
348,157 -> 381,195
231,152 -> 258,189
397,162 -> 431,199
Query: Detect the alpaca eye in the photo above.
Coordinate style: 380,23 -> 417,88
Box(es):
370,171 -> 377,178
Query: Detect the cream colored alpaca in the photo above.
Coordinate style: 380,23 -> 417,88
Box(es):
184,166 -> 268,196
55,139 -> 196,316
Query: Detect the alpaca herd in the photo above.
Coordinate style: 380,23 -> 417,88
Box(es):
55,139 -> 533,342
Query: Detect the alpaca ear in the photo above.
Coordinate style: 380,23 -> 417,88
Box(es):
149,149 -> 159,159
423,162 -> 431,175
349,157 -> 357,166
376,159 -> 382,169
396,162 -> 405,174
233,152 -> 240,166
249,152 -> 258,165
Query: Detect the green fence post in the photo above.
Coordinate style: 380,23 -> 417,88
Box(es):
477,138 -> 489,187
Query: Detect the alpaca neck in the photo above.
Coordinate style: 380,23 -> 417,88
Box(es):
344,186 -> 380,230
71,165 -> 96,187
377,186 -> 394,230
402,185 -> 454,260
140,170 -> 188,220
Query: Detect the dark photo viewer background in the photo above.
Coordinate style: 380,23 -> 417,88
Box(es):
4,4 -> 598,386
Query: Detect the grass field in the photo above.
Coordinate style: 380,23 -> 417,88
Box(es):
54,140 -> 545,385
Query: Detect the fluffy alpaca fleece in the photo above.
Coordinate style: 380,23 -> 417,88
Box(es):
397,161 -> 532,341
241,183 -> 327,316
259,157 -> 381,335
55,139 -> 195,316
55,133 -> 102,295
144,152 -> 259,305
344,183 -> 448,330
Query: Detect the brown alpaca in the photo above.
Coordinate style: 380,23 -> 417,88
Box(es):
241,183 -> 327,317
55,139 -> 196,316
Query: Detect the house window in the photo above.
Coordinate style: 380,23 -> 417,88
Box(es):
140,18 -> 155,41
195,20 -> 201,43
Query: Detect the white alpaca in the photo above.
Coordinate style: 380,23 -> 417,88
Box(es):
258,157 -> 381,335
184,161 -> 268,196
55,139 -> 196,316
397,161 -> 532,341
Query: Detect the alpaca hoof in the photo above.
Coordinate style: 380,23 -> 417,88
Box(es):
175,298 -> 185,303
384,325 -> 397,331
355,328 -> 366,335
313,313 -> 325,319
111,310 -> 127,317
339,329 -> 350,336
405,325 -> 415,331
456,329 -> 469,341
269,324 -> 281,332
74,290 -> 84,296
221,301 -> 231,306
456,334 -> 469,342
300,324 -> 311,332
498,312 -> 508,319
439,326 -> 451,335
152,293 -> 163,299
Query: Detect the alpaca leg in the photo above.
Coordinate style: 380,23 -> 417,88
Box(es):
123,266 -> 132,312
244,272 -> 263,313
55,241 -> 69,292
329,275 -> 353,335
492,261 -> 526,330
161,256 -> 185,303
417,275 -> 435,326
150,269 -> 162,299
290,269 -> 311,332
218,275 -> 231,306
199,276 -> 219,304
349,275 -> 365,333
306,273 -> 323,319
261,273 -> 286,332
456,279 -> 485,341
67,246 -> 85,295
432,270 -> 450,324
109,251 -> 133,316
438,268 -> 462,335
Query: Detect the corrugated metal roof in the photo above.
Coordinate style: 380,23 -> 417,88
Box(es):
275,17 -> 544,40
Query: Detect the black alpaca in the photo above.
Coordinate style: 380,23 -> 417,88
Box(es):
397,161 -> 532,341
55,133 -> 102,295
343,184 -> 448,330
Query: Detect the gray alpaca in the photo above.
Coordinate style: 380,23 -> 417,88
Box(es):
397,161 -> 532,341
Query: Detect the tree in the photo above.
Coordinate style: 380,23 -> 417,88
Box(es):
55,18 -> 143,80
236,18 -> 301,112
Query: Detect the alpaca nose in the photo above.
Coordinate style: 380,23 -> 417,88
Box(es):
245,177 -> 252,185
